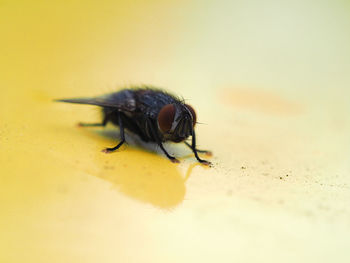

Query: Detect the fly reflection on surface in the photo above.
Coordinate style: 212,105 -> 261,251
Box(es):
84,129 -> 204,209
94,156 -> 202,209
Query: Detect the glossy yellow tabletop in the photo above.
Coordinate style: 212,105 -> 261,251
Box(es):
1,1 -> 350,262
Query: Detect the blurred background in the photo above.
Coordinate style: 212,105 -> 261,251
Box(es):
1,0 -> 350,262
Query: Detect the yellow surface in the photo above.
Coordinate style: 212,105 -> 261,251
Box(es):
1,0 -> 350,262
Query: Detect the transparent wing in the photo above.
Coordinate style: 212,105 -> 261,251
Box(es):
55,91 -> 137,112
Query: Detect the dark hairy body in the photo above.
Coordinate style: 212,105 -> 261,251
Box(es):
56,87 -> 211,165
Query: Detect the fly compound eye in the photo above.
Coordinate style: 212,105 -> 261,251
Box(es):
185,104 -> 197,127
157,104 -> 176,133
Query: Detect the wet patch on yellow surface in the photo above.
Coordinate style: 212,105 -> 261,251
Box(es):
221,88 -> 304,116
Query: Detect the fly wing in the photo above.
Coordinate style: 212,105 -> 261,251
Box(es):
55,90 -> 137,112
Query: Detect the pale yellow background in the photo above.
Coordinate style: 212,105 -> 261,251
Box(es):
1,0 -> 350,262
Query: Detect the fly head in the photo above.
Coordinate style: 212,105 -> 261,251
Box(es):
157,103 -> 197,142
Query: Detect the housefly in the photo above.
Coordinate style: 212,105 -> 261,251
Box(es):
55,87 -> 211,165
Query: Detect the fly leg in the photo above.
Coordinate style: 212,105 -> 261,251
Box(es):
147,120 -> 180,163
189,129 -> 211,166
102,113 -> 126,153
184,141 -> 212,156
158,143 -> 180,163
